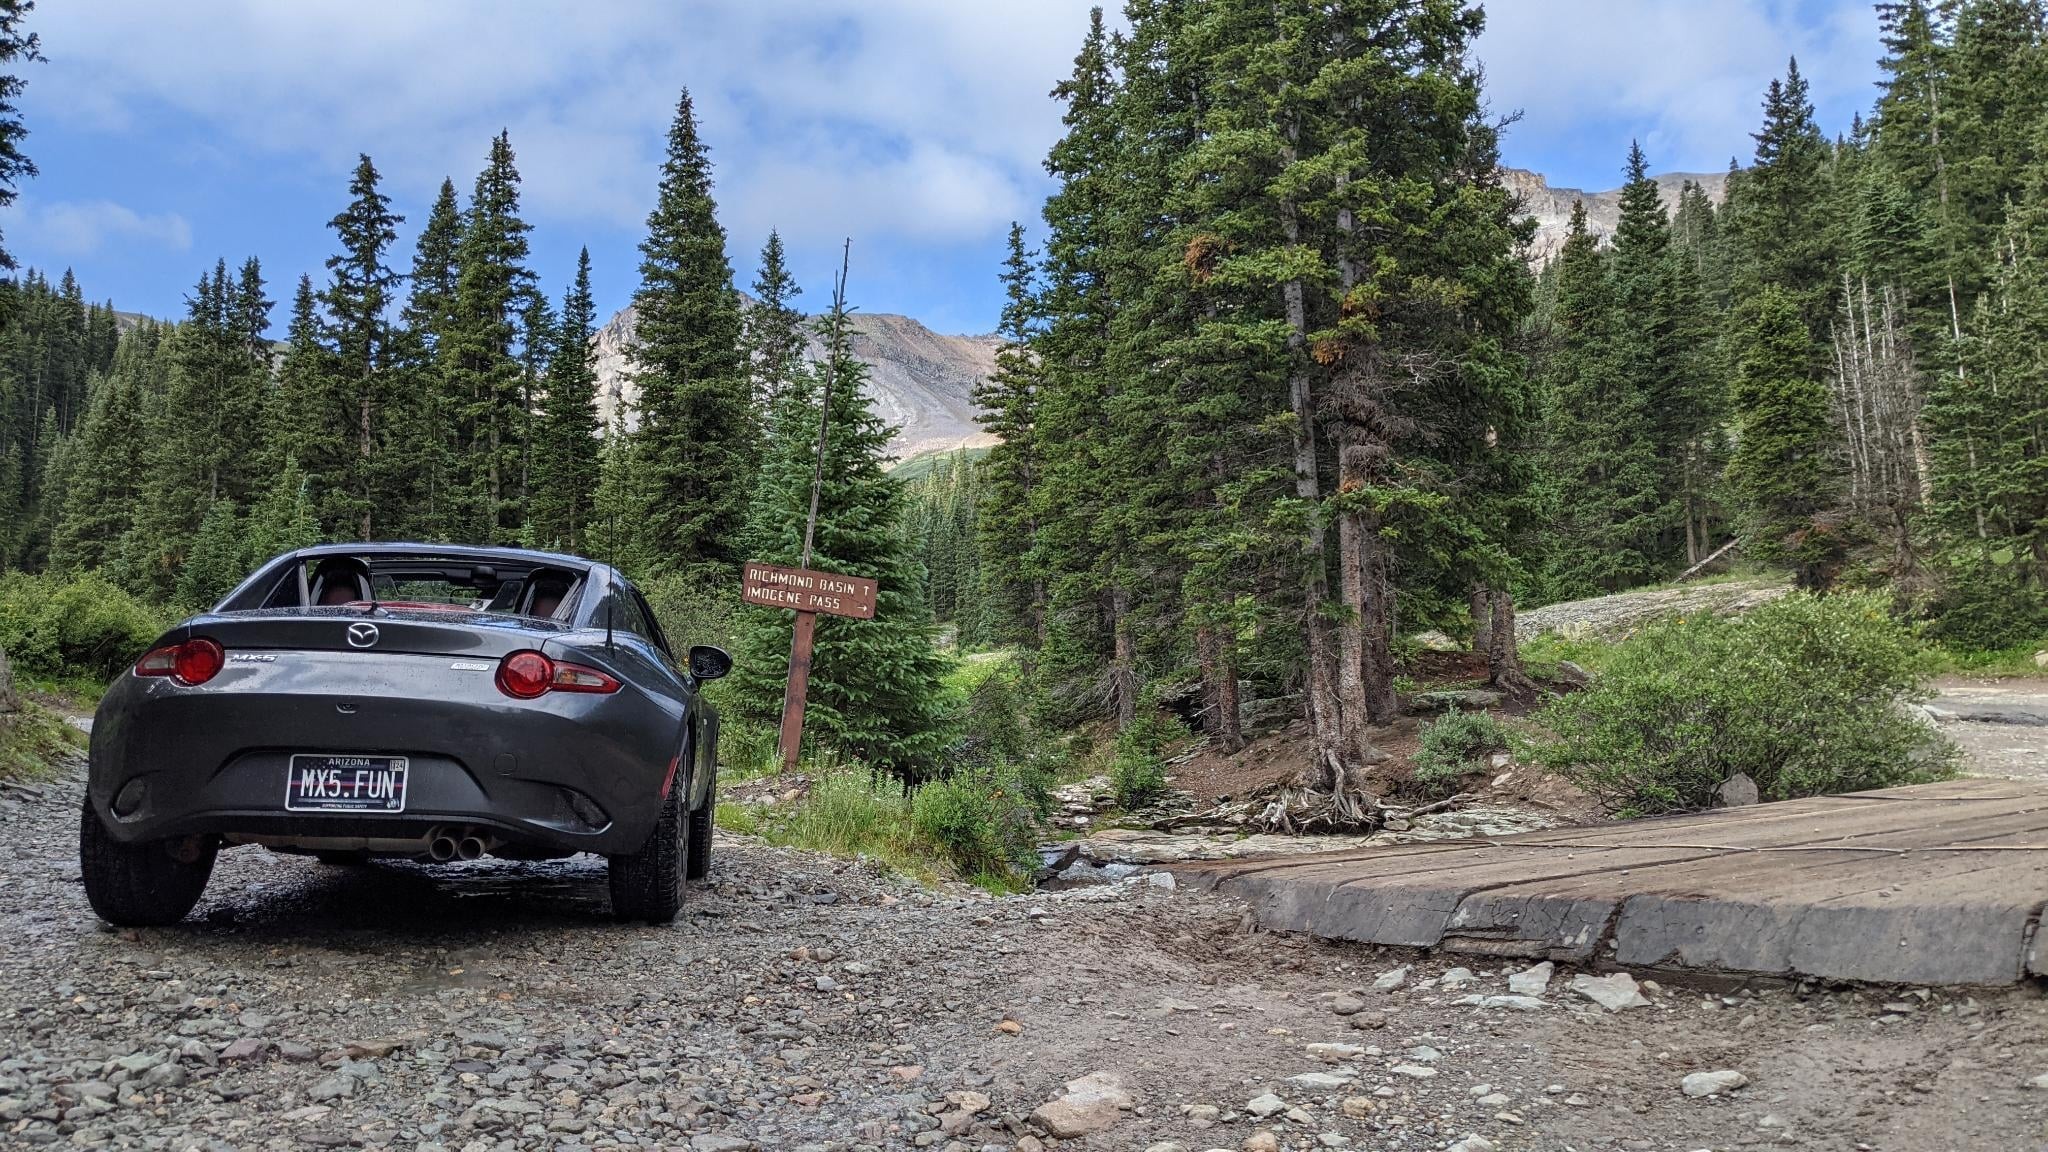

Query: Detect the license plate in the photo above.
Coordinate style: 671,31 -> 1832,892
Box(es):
285,755 -> 409,813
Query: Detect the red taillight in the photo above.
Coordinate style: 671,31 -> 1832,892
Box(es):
495,650 -> 620,700
135,638 -> 225,686
497,651 -> 554,699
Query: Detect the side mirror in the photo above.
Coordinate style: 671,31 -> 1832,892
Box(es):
688,645 -> 733,681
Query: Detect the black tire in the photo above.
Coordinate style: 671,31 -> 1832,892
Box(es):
78,799 -> 216,927
686,766 -> 716,882
607,782 -> 686,923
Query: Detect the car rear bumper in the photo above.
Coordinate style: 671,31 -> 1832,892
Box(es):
86,660 -> 683,858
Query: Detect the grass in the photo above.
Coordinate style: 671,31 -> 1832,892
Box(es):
720,771 -> 949,886
1926,637 -> 2048,679
1520,632 -> 1624,678
0,699 -> 86,784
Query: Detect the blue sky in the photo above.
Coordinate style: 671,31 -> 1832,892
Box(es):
4,1 -> 1879,338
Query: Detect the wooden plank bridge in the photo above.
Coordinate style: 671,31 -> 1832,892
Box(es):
1169,779 -> 2048,986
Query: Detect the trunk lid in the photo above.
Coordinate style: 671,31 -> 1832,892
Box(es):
178,607 -> 564,661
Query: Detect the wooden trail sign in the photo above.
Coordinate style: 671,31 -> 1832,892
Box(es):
741,563 -> 878,619
755,239 -> 880,774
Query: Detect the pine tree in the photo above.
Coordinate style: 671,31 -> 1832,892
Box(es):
124,260 -> 270,601
243,454 -> 322,565
265,276 -> 327,483
528,248 -> 601,552
1727,286 -> 1843,588
389,177 -> 465,541
629,90 -> 753,582
585,416 -> 641,571
973,223 -> 1045,646
315,155 -> 403,540
0,0 -> 40,272
1726,59 -> 1842,353
52,323 -> 162,574
1540,202 -> 1664,596
730,276 -> 954,783
1610,143 -> 1727,567
443,132 -> 537,544
744,231 -> 805,410
174,497 -> 245,610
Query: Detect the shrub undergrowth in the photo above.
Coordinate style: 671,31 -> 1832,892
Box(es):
1537,591 -> 1958,815
1410,708 -> 1510,798
0,572 -> 170,683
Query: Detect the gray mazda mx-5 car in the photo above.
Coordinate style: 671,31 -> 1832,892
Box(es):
80,543 -> 729,927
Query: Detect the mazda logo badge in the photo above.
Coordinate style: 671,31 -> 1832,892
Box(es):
346,622 -> 380,649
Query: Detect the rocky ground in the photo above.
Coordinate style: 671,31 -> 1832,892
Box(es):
1514,579 -> 1789,643
1927,676 -> 2048,783
7,760 -> 2048,1152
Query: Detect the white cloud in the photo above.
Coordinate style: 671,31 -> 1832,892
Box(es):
24,0 -> 1096,243
1477,0 -> 1878,186
5,198 -> 192,256
18,0 -> 1876,259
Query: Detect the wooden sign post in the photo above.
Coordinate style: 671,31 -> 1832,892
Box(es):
741,239 -> 880,774
741,562 -> 878,773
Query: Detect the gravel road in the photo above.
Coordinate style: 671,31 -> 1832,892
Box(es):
6,760 -> 2048,1152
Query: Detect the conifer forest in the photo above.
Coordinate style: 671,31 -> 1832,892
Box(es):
4,0 -> 2048,793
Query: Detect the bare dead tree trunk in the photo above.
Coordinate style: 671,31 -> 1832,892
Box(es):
1469,582 -> 1493,654
1216,641 -> 1243,753
1196,623 -> 1222,734
1486,589 -> 1540,700
1198,622 -> 1245,753
1109,584 -> 1136,730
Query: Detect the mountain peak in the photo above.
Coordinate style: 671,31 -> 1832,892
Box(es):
590,303 -> 1000,463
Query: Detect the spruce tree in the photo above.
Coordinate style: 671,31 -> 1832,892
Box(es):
0,0 -> 39,271
744,231 -> 806,410
629,90 -> 753,582
125,260 -> 270,601
1727,286 -> 1843,588
52,323 -> 161,574
390,177 -> 465,541
730,277 -> 954,783
1726,59 -> 1841,353
1611,143 -> 1726,566
244,454 -> 322,565
443,132 -> 537,544
265,276 -> 328,483
585,416 -> 641,571
1540,202 -> 1663,596
174,497 -> 245,610
972,223 -> 1045,646
315,155 -> 403,540
528,248 -> 601,553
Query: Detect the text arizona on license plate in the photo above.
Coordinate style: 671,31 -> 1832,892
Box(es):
285,754 -> 409,812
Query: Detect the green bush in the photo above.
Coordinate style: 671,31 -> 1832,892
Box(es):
0,571 -> 171,682
1923,552 -> 2048,653
911,764 -> 1041,887
1109,688 -> 1178,810
1411,708 -> 1510,798
1537,591 -> 1958,815
639,573 -> 738,653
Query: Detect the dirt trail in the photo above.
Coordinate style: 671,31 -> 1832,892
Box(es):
1930,676 -> 2048,782
5,761 -> 2047,1152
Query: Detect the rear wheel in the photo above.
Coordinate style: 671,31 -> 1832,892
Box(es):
686,766 -> 717,882
607,783 -> 686,922
79,799 -> 216,926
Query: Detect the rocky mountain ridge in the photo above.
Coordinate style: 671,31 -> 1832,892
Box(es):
585,166 -> 1727,464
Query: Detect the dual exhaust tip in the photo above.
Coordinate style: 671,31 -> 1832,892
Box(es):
426,827 -> 490,862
